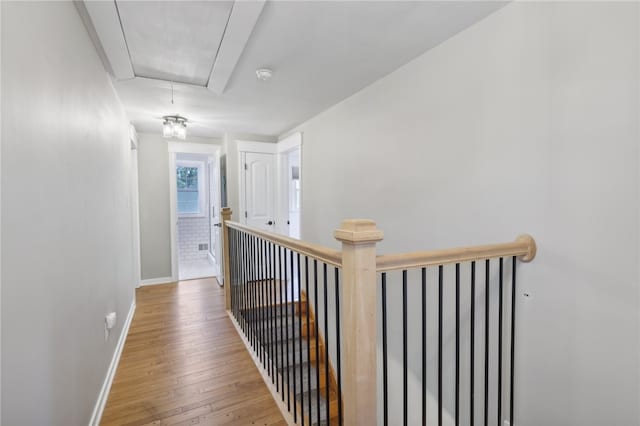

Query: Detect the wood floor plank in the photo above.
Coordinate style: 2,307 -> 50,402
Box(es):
101,278 -> 286,426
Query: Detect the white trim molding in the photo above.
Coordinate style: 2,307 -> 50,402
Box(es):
168,142 -> 219,154
277,132 -> 302,153
236,140 -> 278,154
207,0 -> 266,94
89,300 -> 136,426
139,276 -> 175,286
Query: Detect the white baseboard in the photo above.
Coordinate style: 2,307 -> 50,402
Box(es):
88,300 -> 136,426
139,276 -> 174,286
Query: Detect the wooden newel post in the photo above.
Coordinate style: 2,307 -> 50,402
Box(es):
221,207 -> 233,311
334,219 -> 384,426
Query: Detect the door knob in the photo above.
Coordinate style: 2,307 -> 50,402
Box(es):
213,223 -> 222,228
266,220 -> 274,225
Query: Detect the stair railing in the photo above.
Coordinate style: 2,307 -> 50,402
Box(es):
221,208 -> 536,426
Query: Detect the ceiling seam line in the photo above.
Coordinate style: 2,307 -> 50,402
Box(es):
205,2 -> 235,88
112,0 -> 136,77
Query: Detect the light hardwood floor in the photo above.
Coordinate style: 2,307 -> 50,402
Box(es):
101,278 -> 286,426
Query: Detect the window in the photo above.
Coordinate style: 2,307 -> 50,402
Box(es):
177,160 -> 205,216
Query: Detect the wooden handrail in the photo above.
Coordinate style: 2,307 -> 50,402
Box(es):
225,220 -> 343,267
375,234 -> 536,272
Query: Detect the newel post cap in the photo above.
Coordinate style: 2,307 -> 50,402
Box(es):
334,219 -> 384,244
221,207 -> 232,220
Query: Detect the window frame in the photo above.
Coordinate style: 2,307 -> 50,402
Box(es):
176,159 -> 206,218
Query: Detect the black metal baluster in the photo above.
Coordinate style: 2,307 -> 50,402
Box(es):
249,236 -> 254,349
484,259 -> 490,426
244,232 -> 249,333
323,263 -> 330,424
438,265 -> 443,426
260,238 -> 265,367
510,256 -> 517,426
241,232 -> 246,333
279,246 -> 285,401
271,242 -> 279,390
382,273 -> 388,426
256,237 -> 261,355
265,240 -> 271,378
263,241 -> 268,366
236,230 -> 240,320
230,229 -> 235,318
250,235 -> 255,352
470,261 -> 476,426
422,267 -> 427,426
456,263 -> 460,426
284,248 -> 291,411
254,237 -> 259,351
305,257 -> 312,424
238,230 -> 242,321
235,231 -> 240,323
298,253 -> 304,426
290,250 -> 297,421
335,267 -> 342,426
251,235 -> 257,351
498,258 -> 504,426
313,260 -> 321,424
403,269 -> 408,426
238,232 -> 242,328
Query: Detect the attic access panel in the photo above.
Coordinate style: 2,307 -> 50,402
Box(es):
116,0 -> 234,86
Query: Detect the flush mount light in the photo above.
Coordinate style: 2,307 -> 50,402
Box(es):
162,115 -> 188,140
256,68 -> 273,81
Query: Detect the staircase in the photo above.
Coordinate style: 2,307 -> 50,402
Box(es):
242,291 -> 340,426
222,209 -> 537,426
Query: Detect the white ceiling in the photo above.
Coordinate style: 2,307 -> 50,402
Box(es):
80,1 -> 506,138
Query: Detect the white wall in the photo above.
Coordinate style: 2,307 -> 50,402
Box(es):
1,2 -> 136,424
137,133 -> 220,280
284,2 -> 639,425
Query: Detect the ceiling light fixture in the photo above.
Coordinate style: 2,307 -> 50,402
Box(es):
256,68 -> 273,81
162,115 -> 188,140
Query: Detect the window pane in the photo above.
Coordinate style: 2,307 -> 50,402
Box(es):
177,166 -> 200,214
177,166 -> 198,191
177,191 -> 200,214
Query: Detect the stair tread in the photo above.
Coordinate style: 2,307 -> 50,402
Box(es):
296,388 -> 339,425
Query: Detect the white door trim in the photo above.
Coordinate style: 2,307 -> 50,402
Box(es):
237,140 -> 278,154
168,141 -> 220,155
276,133 -> 302,236
167,142 -> 221,282
129,125 -> 141,288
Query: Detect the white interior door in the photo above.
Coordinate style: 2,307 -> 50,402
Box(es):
244,152 -> 276,231
208,156 -> 222,274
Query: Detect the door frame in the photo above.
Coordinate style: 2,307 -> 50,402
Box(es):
168,142 -> 221,282
236,136 -> 302,234
129,125 -> 142,288
276,133 -> 302,237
